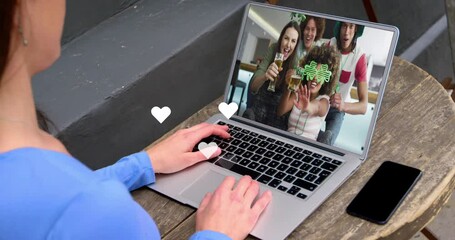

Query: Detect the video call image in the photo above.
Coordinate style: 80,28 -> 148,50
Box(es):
227,5 -> 395,155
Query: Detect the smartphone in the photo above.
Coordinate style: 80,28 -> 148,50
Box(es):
346,161 -> 422,224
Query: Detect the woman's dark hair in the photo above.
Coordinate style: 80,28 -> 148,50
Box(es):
274,21 -> 301,88
1,0 -> 17,79
300,45 -> 340,96
300,16 -> 326,42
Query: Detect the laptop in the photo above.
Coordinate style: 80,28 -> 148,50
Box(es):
149,3 -> 399,239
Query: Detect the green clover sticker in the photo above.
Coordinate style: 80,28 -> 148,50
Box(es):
290,12 -> 306,25
303,61 -> 317,80
315,64 -> 332,84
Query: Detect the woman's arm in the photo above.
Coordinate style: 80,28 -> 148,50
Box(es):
277,88 -> 295,116
250,44 -> 277,93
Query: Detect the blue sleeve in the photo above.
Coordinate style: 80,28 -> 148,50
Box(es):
47,180 -> 160,240
189,230 -> 231,240
95,151 -> 156,191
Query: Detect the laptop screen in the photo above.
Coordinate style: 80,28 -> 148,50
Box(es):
226,4 -> 398,156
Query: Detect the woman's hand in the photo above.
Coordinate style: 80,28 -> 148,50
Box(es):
264,62 -> 281,81
196,176 -> 272,240
146,123 -> 230,174
294,84 -> 310,111
330,93 -> 344,111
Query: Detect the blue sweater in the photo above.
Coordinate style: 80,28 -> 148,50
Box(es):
0,148 -> 230,240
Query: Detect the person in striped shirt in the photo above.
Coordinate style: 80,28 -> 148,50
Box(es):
277,45 -> 339,140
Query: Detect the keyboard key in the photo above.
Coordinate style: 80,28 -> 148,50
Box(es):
265,168 -> 277,176
284,149 -> 295,157
275,147 -> 286,153
219,142 -> 229,149
311,159 -> 323,166
272,154 -> 284,161
281,157 -> 293,164
239,159 -> 251,166
332,160 -> 343,165
217,121 -> 226,125
267,144 -> 278,151
278,186 -> 288,192
256,165 -> 268,173
215,159 -> 261,179
268,160 -> 279,168
297,193 -> 307,200
250,132 -> 258,137
322,156 -> 332,161
227,124 -> 234,128
242,136 -> 253,142
291,160 -> 303,168
277,164 -> 288,171
296,170 -> 307,178
258,141 -> 269,148
259,157 -> 271,165
268,179 -> 282,188
247,145 -> 258,152
303,150 -> 313,155
248,162 -> 259,169
284,143 -> 294,149
294,179 -> 317,191
234,148 -> 245,155
285,167 -> 298,175
255,148 -> 267,155
303,156 -> 314,163
312,153 -> 322,158
251,154 -> 261,161
242,151 -> 253,158
257,134 -> 267,140
231,156 -> 242,163
284,175 -> 296,183
319,170 -> 331,177
309,167 -> 322,174
264,151 -> 275,158
293,146 -> 303,152
304,174 -> 317,182
233,132 -> 245,139
275,172 -> 286,179
258,175 -> 272,184
224,152 -> 235,160
275,140 -> 285,146
250,138 -> 261,145
266,137 -> 276,143
321,162 -> 338,171
239,142 -> 250,149
241,129 -> 250,134
292,152 -> 304,160
231,139 -> 242,146
300,163 -> 312,171
287,186 -> 301,195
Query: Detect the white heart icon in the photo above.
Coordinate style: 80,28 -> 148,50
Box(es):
151,106 -> 171,124
198,142 -> 218,159
218,102 -> 238,119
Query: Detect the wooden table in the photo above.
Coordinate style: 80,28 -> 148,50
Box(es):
132,57 -> 455,240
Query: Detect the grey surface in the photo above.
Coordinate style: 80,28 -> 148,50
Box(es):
63,0 -> 138,44
33,0 -> 248,169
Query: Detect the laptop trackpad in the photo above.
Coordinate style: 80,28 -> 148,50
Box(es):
181,170 -> 227,205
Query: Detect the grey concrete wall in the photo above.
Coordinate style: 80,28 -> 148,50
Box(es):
33,0 -> 249,169
63,0 -> 138,43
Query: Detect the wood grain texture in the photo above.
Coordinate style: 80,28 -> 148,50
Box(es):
133,58 -> 455,239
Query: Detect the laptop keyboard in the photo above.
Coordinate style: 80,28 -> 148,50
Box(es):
199,121 -> 344,200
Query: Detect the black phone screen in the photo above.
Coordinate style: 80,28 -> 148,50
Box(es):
346,161 -> 422,224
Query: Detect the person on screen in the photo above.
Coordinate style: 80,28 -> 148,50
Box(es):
318,22 -> 368,145
0,0 -> 271,239
244,21 -> 301,130
277,46 -> 339,140
300,16 -> 326,57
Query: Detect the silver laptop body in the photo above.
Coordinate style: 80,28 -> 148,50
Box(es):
149,3 -> 399,240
